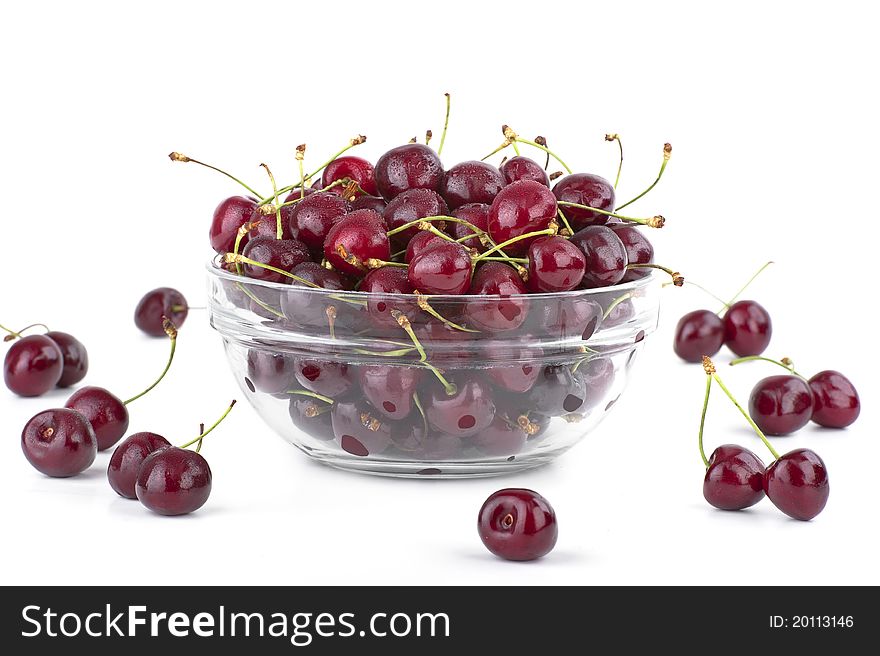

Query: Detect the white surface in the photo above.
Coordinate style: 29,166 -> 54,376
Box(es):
1,1 -> 877,586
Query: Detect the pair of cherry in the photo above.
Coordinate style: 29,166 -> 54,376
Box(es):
674,299 -> 772,362
699,358 -> 829,521
2,324 -> 88,396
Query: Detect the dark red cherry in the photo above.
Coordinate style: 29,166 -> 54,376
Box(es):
405,230 -> 449,264
569,226 -> 627,288
578,357 -> 615,412
763,448 -> 829,521
500,156 -> 549,186
748,375 -> 813,436
108,432 -> 171,499
241,237 -> 311,283
808,370 -> 860,428
450,203 -> 490,253
246,350 -> 296,394
136,447 -> 212,516
703,444 -> 766,511
294,359 -> 352,399
526,236 -> 586,293
351,195 -> 387,213
359,364 -> 422,420
673,310 -> 725,363
360,266 -> 416,328
323,209 -> 390,276
209,196 -> 258,253
487,180 -> 558,255
287,192 -> 351,254
383,188 -> 448,244
289,397 -> 335,441
478,488 -> 558,561
374,143 -> 444,200
723,300 -> 772,357
65,386 -> 129,451
45,331 -> 89,388
21,408 -> 97,477
529,297 -> 602,340
321,155 -> 377,196
474,415 -> 527,457
408,241 -> 473,295
440,161 -> 505,209
527,365 -> 586,416
280,262 -> 347,328
331,401 -> 392,457
425,377 -> 496,438
610,224 -> 654,282
466,262 -> 529,332
484,346 -> 542,394
552,173 -> 614,229
4,335 -> 63,396
134,288 -> 188,337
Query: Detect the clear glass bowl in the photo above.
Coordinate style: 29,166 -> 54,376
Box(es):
207,259 -> 660,478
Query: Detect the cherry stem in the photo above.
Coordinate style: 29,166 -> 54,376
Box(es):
413,391 -> 428,435
287,389 -> 334,404
605,133 -> 623,189
514,136 -> 571,173
168,153 -> 264,200
702,356 -> 781,461
391,310 -> 457,396
326,306 -> 337,340
534,136 -> 550,170
123,318 -> 178,406
353,347 -> 417,357
615,143 -> 672,212
415,293 -> 480,333
235,282 -> 285,318
418,222 -> 457,244
556,208 -> 574,236
698,374 -> 712,467
480,256 -> 529,264
437,93 -> 451,156
480,141 -> 509,162
0,322 -> 21,338
366,259 -> 408,269
729,355 -> 805,379
475,225 -> 558,261
724,261 -> 774,309
196,423 -> 205,454
277,179 -> 348,207
260,163 -> 284,240
1,322 -> 52,341
602,291 -> 636,320
295,144 -> 306,201
556,201 -> 665,228
626,263 -> 683,286
674,280 -> 729,308
179,400 -> 237,450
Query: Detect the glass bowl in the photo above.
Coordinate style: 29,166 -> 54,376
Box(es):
207,260 -> 660,478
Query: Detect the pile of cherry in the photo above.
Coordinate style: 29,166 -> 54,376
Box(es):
3,289 -> 239,517
674,271 -> 861,521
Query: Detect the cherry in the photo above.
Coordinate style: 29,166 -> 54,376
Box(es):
408,241 -> 473,295
569,226 -> 627,288
360,266 -> 416,328
748,375 -> 813,436
4,335 -> 63,396
108,432 -> 171,498
21,408 -> 97,477
527,365 -> 586,416
484,346 -> 542,394
65,386 -> 129,451
528,297 -> 602,340
610,224 -> 654,282
288,192 -> 351,254
425,377 -> 496,438
331,401 -> 392,457
764,448 -> 829,521
241,237 -> 311,283
809,370 -> 860,428
289,397 -> 335,441
450,203 -> 490,253
390,419 -> 462,461
382,188 -> 448,243
323,209 -> 390,276
45,331 -> 89,387
247,350 -> 296,394
500,156 -> 549,186
351,195 -> 387,213
374,143 -> 444,200
473,415 -> 528,457
440,160 -> 505,209
526,236 -> 586,293
578,357 -> 616,412
134,288 -> 189,337
487,180 -> 558,255
321,155 -> 378,196
703,444 -> 766,511
552,173 -> 615,229
136,447 -> 212,516
465,262 -> 528,332
478,488 -> 558,561
673,310 -> 725,363
294,359 -> 352,399
723,300 -> 771,357
405,230 -> 449,264
209,196 -> 258,254
280,262 -> 347,328
359,364 -> 423,420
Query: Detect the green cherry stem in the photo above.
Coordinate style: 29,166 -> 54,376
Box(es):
195,423 -> 205,454
365,259 -> 408,269
168,152 -> 264,200
391,310 -> 457,396
506,127 -> 572,173
415,293 -> 480,333
556,201 -> 665,228
260,163 -> 284,240
703,356 -> 781,461
605,133 -> 624,189
479,256 -> 530,264
123,319 -> 178,406
725,261 -> 774,308
615,143 -> 672,212
413,391 -> 428,434
729,355 -> 805,379
475,224 -> 558,261
556,208 -> 574,236
480,141 -> 510,162
179,400 -> 237,450
1,322 -> 52,342
626,263 -> 683,286
602,291 -> 636,320
295,144 -> 306,201
287,389 -> 335,404
0,322 -> 21,338
437,93 -> 451,156
276,178 -> 348,208
698,373 -> 712,467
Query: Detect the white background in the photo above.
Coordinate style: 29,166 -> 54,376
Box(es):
1,1 -> 877,586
